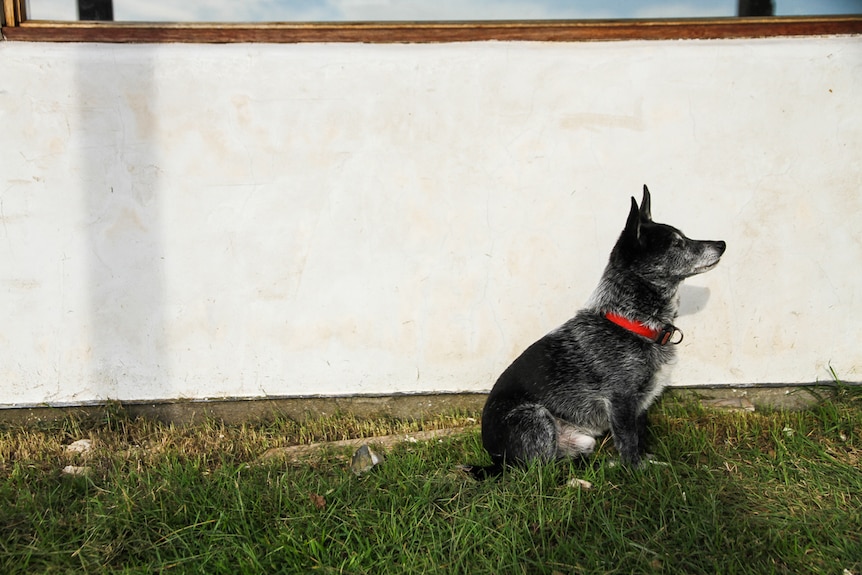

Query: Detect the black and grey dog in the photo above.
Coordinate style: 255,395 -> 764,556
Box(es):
473,186 -> 725,476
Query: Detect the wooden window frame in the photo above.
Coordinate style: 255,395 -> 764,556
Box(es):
3,0 -> 862,43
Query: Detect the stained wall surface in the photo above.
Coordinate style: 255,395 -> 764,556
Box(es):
1,37 -> 860,406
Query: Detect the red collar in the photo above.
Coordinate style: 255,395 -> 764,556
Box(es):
603,312 -> 683,346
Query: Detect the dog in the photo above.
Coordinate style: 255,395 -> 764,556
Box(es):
472,186 -> 725,476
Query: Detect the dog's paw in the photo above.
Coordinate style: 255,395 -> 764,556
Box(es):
457,464 -> 503,481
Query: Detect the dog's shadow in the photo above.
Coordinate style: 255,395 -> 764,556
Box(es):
677,285 -> 712,318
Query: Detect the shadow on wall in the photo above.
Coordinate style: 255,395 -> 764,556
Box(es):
77,47 -> 168,401
677,284 -> 712,318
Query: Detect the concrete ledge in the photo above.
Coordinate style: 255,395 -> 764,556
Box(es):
0,393 -> 489,427
671,386 -> 834,412
0,386 -> 843,427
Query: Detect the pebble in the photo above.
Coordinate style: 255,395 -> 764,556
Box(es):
567,478 -> 593,490
350,444 -> 384,475
64,439 -> 93,455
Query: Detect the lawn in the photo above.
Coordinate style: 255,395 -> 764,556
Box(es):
1,387 -> 860,574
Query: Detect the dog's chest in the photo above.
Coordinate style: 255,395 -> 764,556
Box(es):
638,361 -> 673,411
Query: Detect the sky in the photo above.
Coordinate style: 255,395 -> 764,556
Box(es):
26,0 -> 862,22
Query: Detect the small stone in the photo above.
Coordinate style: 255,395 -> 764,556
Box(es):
61,465 -> 91,476
567,478 -> 593,490
65,439 -> 93,454
350,444 -> 384,475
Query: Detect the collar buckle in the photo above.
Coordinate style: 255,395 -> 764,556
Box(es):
657,325 -> 684,346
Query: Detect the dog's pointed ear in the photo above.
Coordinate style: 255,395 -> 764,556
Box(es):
624,196 -> 641,242
640,185 -> 652,222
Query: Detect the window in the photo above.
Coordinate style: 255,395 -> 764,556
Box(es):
22,0 -> 862,22
4,0 -> 862,42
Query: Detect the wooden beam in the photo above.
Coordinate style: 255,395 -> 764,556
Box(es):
2,0 -> 18,28
3,16 -> 861,44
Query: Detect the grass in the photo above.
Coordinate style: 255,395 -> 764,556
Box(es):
1,388 -> 860,574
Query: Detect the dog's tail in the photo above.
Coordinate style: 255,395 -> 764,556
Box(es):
459,463 -> 504,481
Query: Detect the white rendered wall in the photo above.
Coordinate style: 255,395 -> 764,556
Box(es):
1,37 -> 860,407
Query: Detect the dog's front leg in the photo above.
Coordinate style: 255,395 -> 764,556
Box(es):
636,410 -> 649,457
609,395 -> 644,467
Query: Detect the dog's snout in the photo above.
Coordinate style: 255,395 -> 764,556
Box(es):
715,241 -> 726,255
